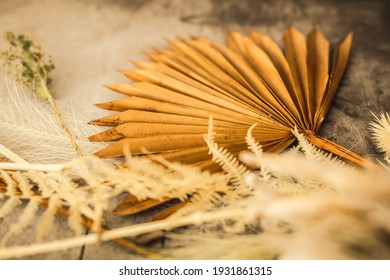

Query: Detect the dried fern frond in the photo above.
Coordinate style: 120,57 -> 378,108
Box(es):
204,116 -> 250,188
1,129 -> 389,259
0,153 -> 231,252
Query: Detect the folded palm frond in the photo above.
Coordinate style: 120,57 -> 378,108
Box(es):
90,27 -> 371,217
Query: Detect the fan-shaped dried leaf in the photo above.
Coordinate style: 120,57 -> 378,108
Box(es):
90,28 -> 370,217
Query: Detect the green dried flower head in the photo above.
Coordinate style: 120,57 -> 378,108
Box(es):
1,31 -> 82,157
1,32 -> 55,99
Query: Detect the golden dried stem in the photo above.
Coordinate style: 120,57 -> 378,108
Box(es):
305,130 -> 381,170
39,78 -> 83,157
36,198 -> 162,258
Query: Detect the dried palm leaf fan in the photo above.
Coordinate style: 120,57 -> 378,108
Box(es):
90,27 -> 363,217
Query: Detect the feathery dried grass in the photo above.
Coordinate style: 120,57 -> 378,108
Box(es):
1,115 -> 389,259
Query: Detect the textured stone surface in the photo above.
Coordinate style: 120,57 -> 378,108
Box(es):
0,0 -> 388,259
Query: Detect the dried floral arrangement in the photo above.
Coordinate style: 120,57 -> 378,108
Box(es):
0,30 -> 389,260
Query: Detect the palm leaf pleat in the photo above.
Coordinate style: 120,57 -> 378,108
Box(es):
90,27 -> 356,217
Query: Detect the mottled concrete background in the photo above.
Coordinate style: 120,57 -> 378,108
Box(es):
0,0 -> 388,259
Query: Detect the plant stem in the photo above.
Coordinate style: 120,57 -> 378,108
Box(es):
0,162 -> 65,172
39,78 -> 83,157
0,208 -> 244,259
0,144 -> 29,164
305,130 -> 381,170
40,200 -> 162,259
